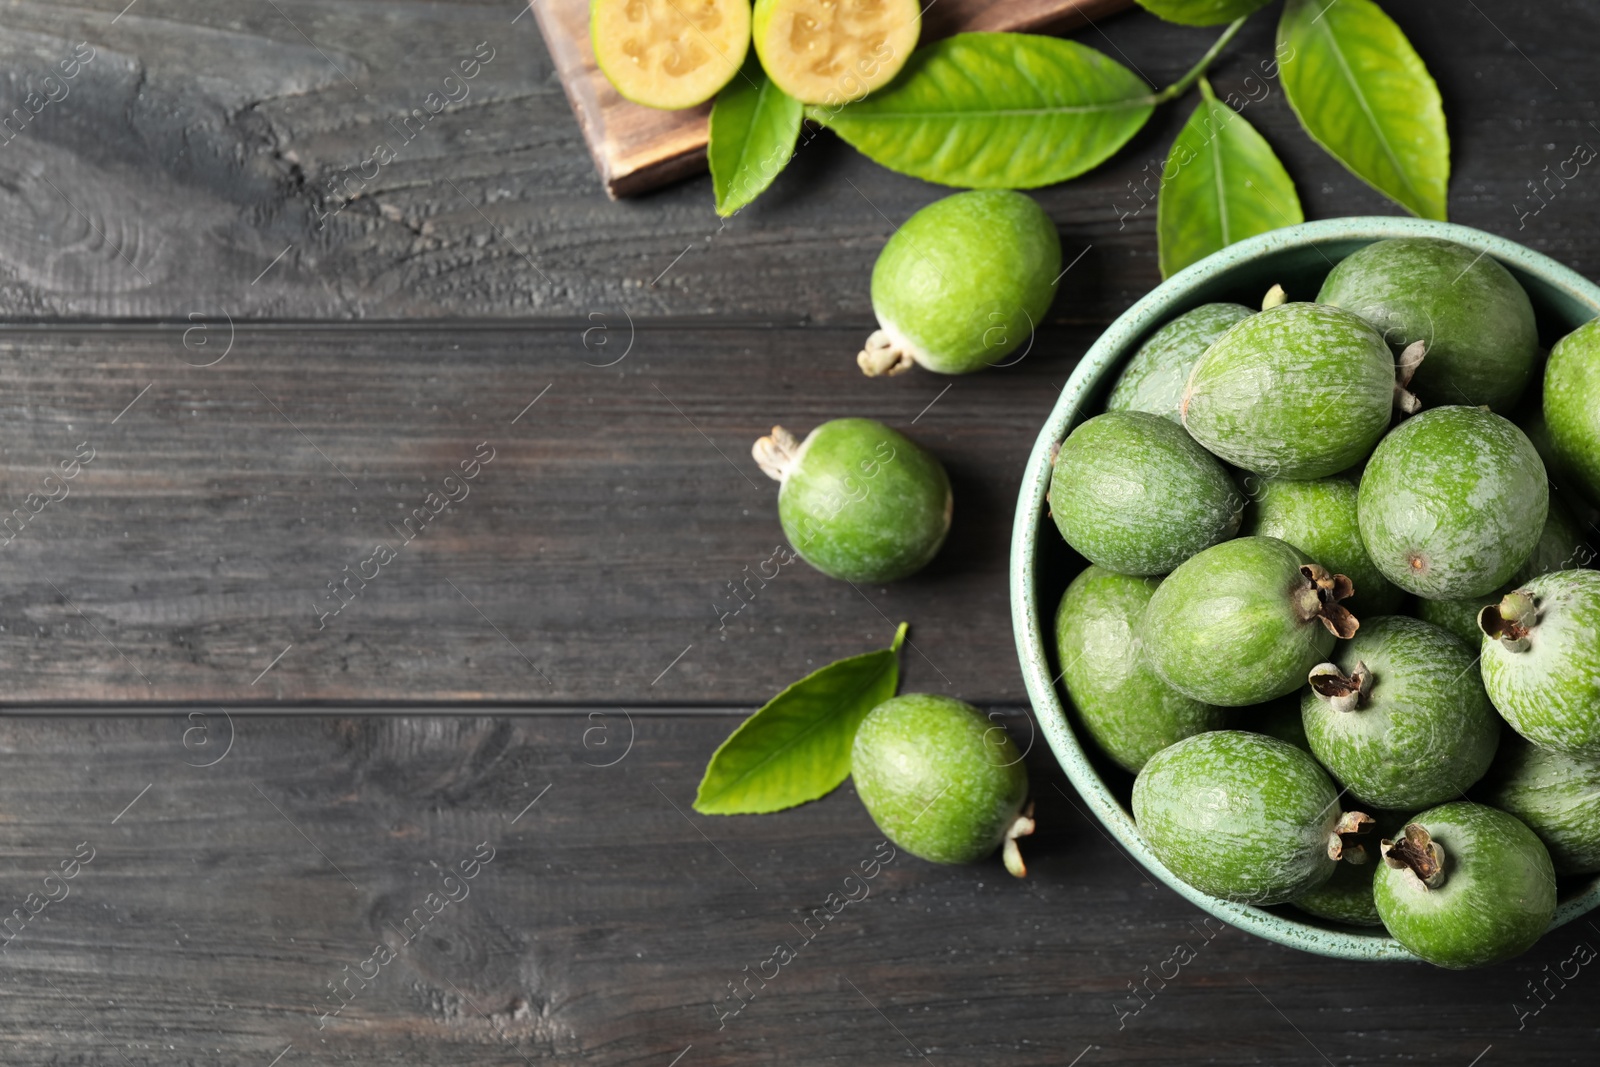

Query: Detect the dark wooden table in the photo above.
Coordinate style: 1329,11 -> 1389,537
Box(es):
1,1 -> 1597,1063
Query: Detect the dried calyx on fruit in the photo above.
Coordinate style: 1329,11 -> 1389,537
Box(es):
1330,811 -> 1377,864
1307,660 -> 1372,713
1382,823 -> 1447,889
1294,564 -> 1360,639
1479,589 -> 1537,652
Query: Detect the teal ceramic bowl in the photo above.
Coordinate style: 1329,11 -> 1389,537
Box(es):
1011,216 -> 1600,961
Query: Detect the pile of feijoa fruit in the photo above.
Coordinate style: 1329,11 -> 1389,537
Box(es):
1049,235 -> 1600,969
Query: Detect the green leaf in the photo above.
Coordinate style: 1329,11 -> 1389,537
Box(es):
1134,0 -> 1272,27
1158,79 -> 1303,278
709,55 -> 804,217
693,623 -> 907,815
1278,0 -> 1449,220
809,33 -> 1155,189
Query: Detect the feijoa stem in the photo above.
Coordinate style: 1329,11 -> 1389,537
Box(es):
752,426 -> 801,481
1308,660 -> 1371,713
1394,339 -> 1427,415
1002,801 -> 1036,879
1381,823 -> 1447,889
857,330 -> 916,377
1293,564 -> 1360,639
1328,810 -> 1376,863
1150,17 -> 1247,104
1479,590 -> 1536,652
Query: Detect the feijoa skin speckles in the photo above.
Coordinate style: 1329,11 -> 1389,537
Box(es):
754,419 -> 951,584
1182,302 -> 1401,480
1106,303 -> 1253,422
1317,237 -> 1539,412
1374,802 -> 1557,969
1301,616 -> 1500,810
1243,475 -> 1402,618
1416,494 -> 1592,645
858,190 -> 1061,377
1478,733 -> 1600,875
1049,411 -> 1241,576
1140,536 -> 1357,707
851,694 -> 1034,875
1357,406 -> 1548,600
1545,317 -> 1600,505
1053,566 -> 1229,773
1133,731 -> 1368,905
1478,569 -> 1600,754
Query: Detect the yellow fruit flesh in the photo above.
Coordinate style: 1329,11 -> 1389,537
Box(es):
754,0 -> 920,106
592,0 -> 750,110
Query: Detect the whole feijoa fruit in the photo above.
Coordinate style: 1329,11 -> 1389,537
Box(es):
852,694 -> 1034,875
1301,616 -> 1499,810
1416,494 -> 1593,645
1478,569 -> 1600,753
857,191 -> 1060,377
1132,0 -> 1273,25
1243,475 -> 1402,617
1358,406 -> 1548,599
1049,412 -> 1241,576
1106,303 -> 1253,422
753,419 -> 950,583
1317,237 -> 1539,411
752,0 -> 920,105
1374,802 -> 1556,969
1182,302 -> 1402,479
1477,733 -> 1600,875
1291,810 -> 1406,928
1545,317 -> 1600,504
1054,566 -> 1229,773
1133,731 -> 1372,904
592,0 -> 751,110
1141,536 -> 1358,706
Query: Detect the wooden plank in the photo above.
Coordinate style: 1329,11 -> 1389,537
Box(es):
0,710 -> 1586,1064
0,321 -> 1083,705
533,0 -> 1137,199
0,4 -> 1595,320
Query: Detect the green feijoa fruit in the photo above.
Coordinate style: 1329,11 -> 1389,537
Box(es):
1049,412 -> 1241,577
1418,494 -> 1594,644
752,0 -> 919,106
1141,536 -> 1358,707
1479,569 -> 1600,754
858,190 -> 1060,377
1374,802 -> 1556,969
1182,302 -> 1401,479
1054,566 -> 1229,773
1132,731 -> 1372,904
1291,811 -> 1405,928
851,694 -> 1033,875
1243,475 -> 1402,617
1546,318 -> 1600,504
1358,406 -> 1548,599
754,419 -> 951,583
1477,733 -> 1600,875
1106,303 -> 1254,422
1317,237 -> 1539,411
1301,616 -> 1499,810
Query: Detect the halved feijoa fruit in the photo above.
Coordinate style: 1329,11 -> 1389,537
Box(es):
592,0 -> 752,110
752,0 -> 920,106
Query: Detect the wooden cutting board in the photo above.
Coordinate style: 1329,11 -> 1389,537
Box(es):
534,0 -> 1137,198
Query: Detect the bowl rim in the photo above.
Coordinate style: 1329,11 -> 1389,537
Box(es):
1010,215 -> 1600,962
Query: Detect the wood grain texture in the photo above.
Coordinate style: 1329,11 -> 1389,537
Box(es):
0,711 -> 1593,1066
0,321 -> 1083,705
534,0 -> 1136,198
0,2 -> 1596,319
